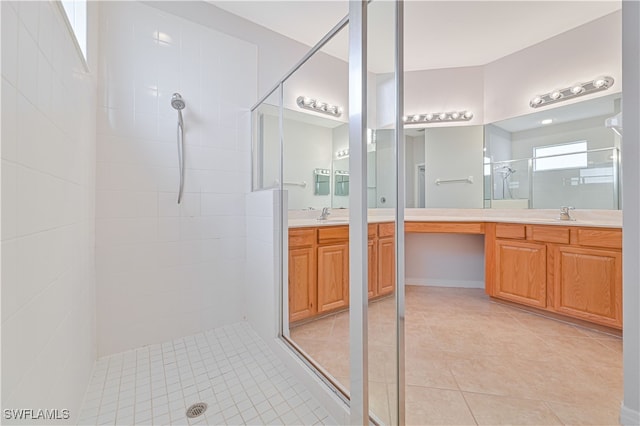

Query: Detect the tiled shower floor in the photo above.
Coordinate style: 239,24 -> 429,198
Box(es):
77,323 -> 335,425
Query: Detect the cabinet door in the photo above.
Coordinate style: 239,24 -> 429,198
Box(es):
317,243 -> 349,313
368,238 -> 378,298
378,237 -> 395,296
553,246 -> 622,328
289,247 -> 317,322
495,240 -> 547,308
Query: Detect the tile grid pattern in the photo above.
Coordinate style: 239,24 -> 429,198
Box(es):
78,323 -> 335,425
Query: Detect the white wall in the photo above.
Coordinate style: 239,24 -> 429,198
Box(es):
95,1 -> 256,356
375,129 -> 396,208
484,11 -> 622,124
142,1 -> 312,97
405,234 -> 485,289
402,66 -> 485,127
282,118 -> 333,210
425,126 -> 485,208
1,1 -> 97,422
405,135 -> 425,208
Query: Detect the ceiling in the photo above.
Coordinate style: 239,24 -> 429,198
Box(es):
210,1 -> 620,73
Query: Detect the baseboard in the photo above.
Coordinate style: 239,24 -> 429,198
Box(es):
620,403 -> 640,426
406,278 -> 484,289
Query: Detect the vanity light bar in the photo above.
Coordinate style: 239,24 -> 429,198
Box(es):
336,148 -> 349,158
335,170 -> 349,176
530,76 -> 614,108
315,168 -> 331,176
297,96 -> 343,117
402,110 -> 473,124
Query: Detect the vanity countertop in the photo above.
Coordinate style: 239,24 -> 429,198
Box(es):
287,208 -> 622,229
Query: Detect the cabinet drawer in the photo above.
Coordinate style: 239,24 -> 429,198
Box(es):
576,228 -> 622,249
289,228 -> 315,247
378,222 -> 395,238
318,226 -> 349,243
531,226 -> 570,244
406,222 -> 484,234
495,223 -> 526,239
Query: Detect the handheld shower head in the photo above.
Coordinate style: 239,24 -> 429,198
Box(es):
171,93 -> 186,110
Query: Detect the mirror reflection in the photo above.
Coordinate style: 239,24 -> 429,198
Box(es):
277,92 -> 621,211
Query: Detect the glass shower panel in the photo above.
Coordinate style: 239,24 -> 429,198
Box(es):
281,22 -> 351,399
367,1 -> 401,424
252,89 -> 281,191
490,158 -> 531,208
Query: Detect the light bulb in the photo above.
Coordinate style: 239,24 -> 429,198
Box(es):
594,77 -> 607,88
531,96 -> 543,106
550,90 -> 562,100
570,85 -> 584,95
451,112 -> 460,119
541,118 -> 553,125
439,112 -> 447,120
303,97 -> 313,106
425,113 -> 433,121
463,111 -> 474,119
402,116 -> 408,122
412,115 -> 420,122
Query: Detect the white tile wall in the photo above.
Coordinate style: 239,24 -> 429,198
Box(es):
95,1 -> 257,356
78,322 -> 335,426
1,1 -> 97,423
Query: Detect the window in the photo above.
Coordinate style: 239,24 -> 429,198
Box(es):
534,141 -> 587,171
60,0 -> 87,61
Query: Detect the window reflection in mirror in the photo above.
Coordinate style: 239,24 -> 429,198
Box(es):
314,168 -> 331,196
485,93 -> 621,210
334,170 -> 349,196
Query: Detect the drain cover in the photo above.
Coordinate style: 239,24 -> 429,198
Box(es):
186,402 -> 208,418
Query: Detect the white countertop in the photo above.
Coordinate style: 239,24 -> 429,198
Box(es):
287,208 -> 622,229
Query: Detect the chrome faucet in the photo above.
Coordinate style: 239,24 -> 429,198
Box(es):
318,207 -> 331,221
559,206 -> 575,221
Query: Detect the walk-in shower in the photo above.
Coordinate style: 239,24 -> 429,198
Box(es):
172,92 -> 186,204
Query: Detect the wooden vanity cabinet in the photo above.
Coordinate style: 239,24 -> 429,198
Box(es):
495,240 -> 547,308
288,223 -> 395,323
552,244 -> 622,328
317,227 -> 349,313
488,223 -> 622,329
368,224 -> 378,298
377,223 -> 396,296
288,229 -> 317,322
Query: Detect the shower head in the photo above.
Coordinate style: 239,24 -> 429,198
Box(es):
171,93 -> 185,110
495,165 -> 516,175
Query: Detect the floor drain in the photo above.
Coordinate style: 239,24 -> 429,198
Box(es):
186,402 -> 208,418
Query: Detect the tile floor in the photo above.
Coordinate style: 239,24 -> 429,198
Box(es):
290,286 -> 623,425
77,322 -> 335,425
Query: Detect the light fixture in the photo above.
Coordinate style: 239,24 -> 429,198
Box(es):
296,96 -> 343,117
336,148 -> 349,158
402,110 -> 473,124
529,76 -> 614,108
